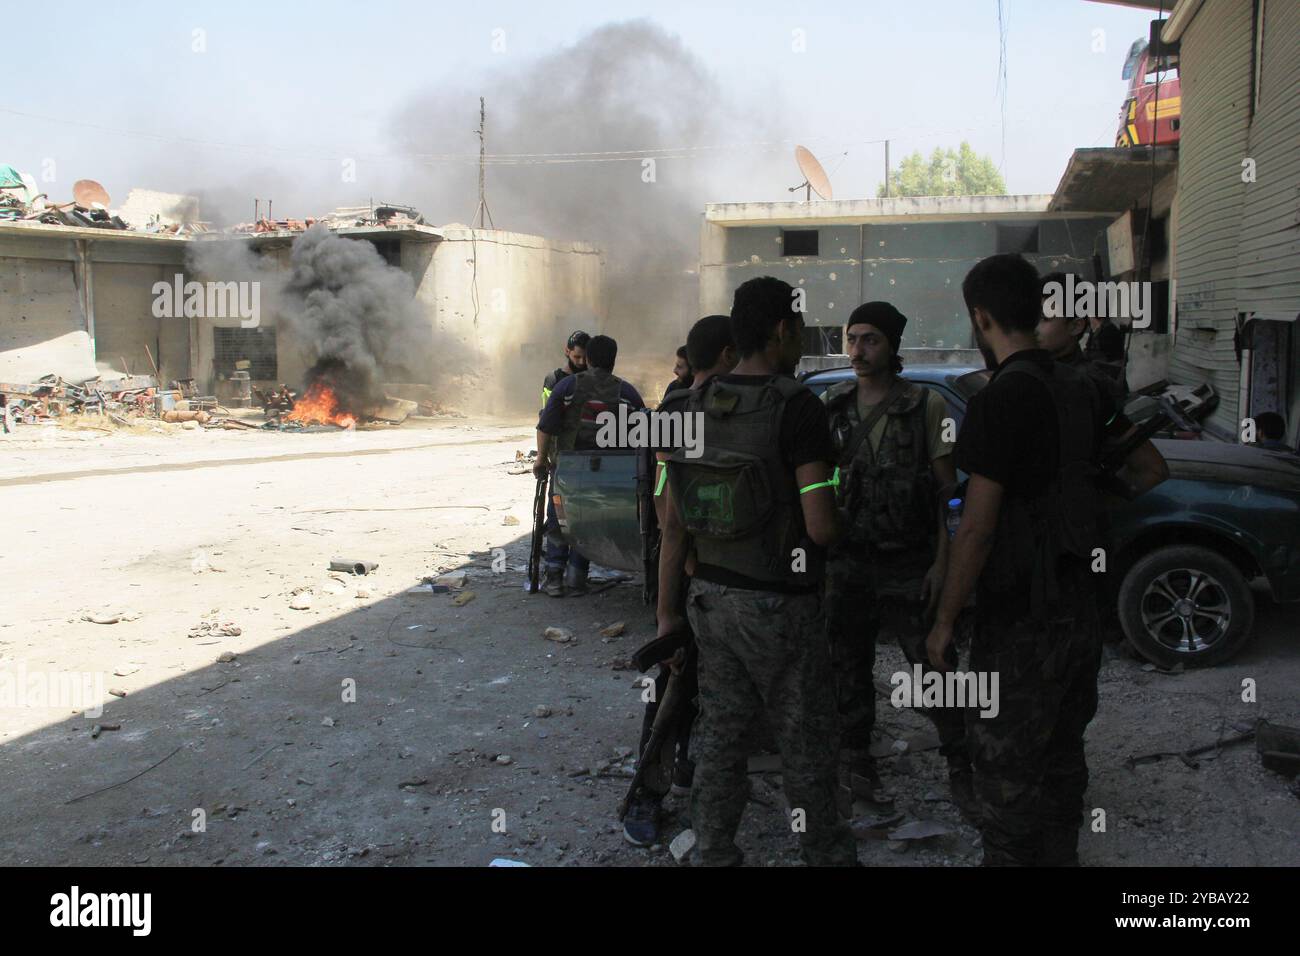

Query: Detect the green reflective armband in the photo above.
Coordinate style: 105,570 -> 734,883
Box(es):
654,460 -> 668,497
799,466 -> 840,495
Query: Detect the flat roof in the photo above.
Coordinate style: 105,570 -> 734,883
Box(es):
0,219 -> 194,244
704,194 -> 1101,226
1049,147 -> 1179,213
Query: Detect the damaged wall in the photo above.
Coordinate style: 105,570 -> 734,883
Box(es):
0,224 -> 190,384
423,227 -> 605,417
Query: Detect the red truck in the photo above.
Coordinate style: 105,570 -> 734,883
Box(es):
1116,38 -> 1181,147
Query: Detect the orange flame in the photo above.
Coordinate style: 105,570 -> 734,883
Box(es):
285,383 -> 356,428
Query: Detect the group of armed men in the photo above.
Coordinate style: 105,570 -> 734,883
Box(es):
532,253 -> 1170,866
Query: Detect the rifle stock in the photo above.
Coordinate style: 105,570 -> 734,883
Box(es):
526,474 -> 548,593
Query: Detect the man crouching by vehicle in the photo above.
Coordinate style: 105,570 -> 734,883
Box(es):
621,314 -> 737,847
657,278 -> 856,866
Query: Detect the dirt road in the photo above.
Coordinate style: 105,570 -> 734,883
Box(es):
1,418 -> 1296,866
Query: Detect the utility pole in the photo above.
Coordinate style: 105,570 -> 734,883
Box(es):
474,96 -> 495,230
884,140 -> 891,198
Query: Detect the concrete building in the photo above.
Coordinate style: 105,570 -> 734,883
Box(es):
0,220 -> 191,385
1,220 -> 605,417
1159,0 -> 1300,440
1049,146 -> 1179,391
700,195 -> 1116,371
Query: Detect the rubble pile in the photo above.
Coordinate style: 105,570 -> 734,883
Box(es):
0,373 -> 234,434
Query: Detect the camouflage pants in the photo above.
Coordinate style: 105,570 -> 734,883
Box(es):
686,578 -> 857,867
824,554 -> 967,762
966,611 -> 1102,866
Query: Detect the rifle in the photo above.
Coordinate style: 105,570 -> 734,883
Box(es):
526,472 -> 548,593
618,627 -> 693,819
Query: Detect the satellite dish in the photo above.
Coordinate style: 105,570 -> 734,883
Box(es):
790,145 -> 833,201
73,179 -> 110,210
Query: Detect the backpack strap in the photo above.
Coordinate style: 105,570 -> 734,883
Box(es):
842,378 -> 909,467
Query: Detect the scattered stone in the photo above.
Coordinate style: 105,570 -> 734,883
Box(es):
495,754 -> 514,766
108,688 -> 127,698
502,515 -> 520,526
451,590 -> 477,607
355,588 -> 371,600
289,592 -> 313,611
669,829 -> 696,863
216,651 -> 237,663
82,611 -> 140,625
599,621 -> 626,638
533,705 -> 553,718
609,657 -> 634,670
321,716 -> 336,727
887,840 -> 909,853
888,820 -> 953,841
543,626 -> 574,644
890,739 -> 909,754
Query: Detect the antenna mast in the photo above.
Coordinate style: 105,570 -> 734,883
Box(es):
474,97 -> 495,229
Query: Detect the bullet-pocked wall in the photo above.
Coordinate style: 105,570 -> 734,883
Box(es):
701,207 -> 1112,353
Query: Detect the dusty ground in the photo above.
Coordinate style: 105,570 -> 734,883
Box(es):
1,416 -> 1297,867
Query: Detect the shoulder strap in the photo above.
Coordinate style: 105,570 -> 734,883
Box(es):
842,378 -> 908,465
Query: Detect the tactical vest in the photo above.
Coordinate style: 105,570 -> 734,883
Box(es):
981,359 -> 1105,621
824,380 -> 936,559
666,376 -> 809,587
557,368 -> 625,452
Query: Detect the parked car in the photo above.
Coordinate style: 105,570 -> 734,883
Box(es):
551,365 -> 1300,668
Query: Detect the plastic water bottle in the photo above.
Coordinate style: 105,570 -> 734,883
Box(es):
945,498 -> 963,539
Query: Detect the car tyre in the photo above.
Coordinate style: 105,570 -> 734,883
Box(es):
1117,544 -> 1255,668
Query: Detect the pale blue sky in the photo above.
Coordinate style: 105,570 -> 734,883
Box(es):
4,0 -> 1160,222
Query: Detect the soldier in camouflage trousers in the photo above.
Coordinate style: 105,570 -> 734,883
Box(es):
821,303 -> 968,810
686,580 -> 856,866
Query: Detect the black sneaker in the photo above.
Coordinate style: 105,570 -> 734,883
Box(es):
622,793 -> 661,847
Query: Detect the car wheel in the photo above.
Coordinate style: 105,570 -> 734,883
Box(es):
1117,545 -> 1255,668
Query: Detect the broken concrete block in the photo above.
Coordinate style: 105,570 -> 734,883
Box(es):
437,571 -> 467,589
289,592 -> 313,610
669,829 -> 696,863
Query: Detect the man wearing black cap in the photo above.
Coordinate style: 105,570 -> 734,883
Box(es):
542,330 -> 590,409
821,301 -> 967,811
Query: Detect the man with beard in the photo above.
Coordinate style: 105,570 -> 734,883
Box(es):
926,254 -> 1166,866
541,330 -> 589,408
664,345 -> 693,400
820,302 -> 967,813
1038,273 -> 1128,400
659,277 -> 855,866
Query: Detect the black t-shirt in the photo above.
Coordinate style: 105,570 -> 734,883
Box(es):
955,349 -> 1131,616
684,374 -> 834,593
1085,321 -> 1124,362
